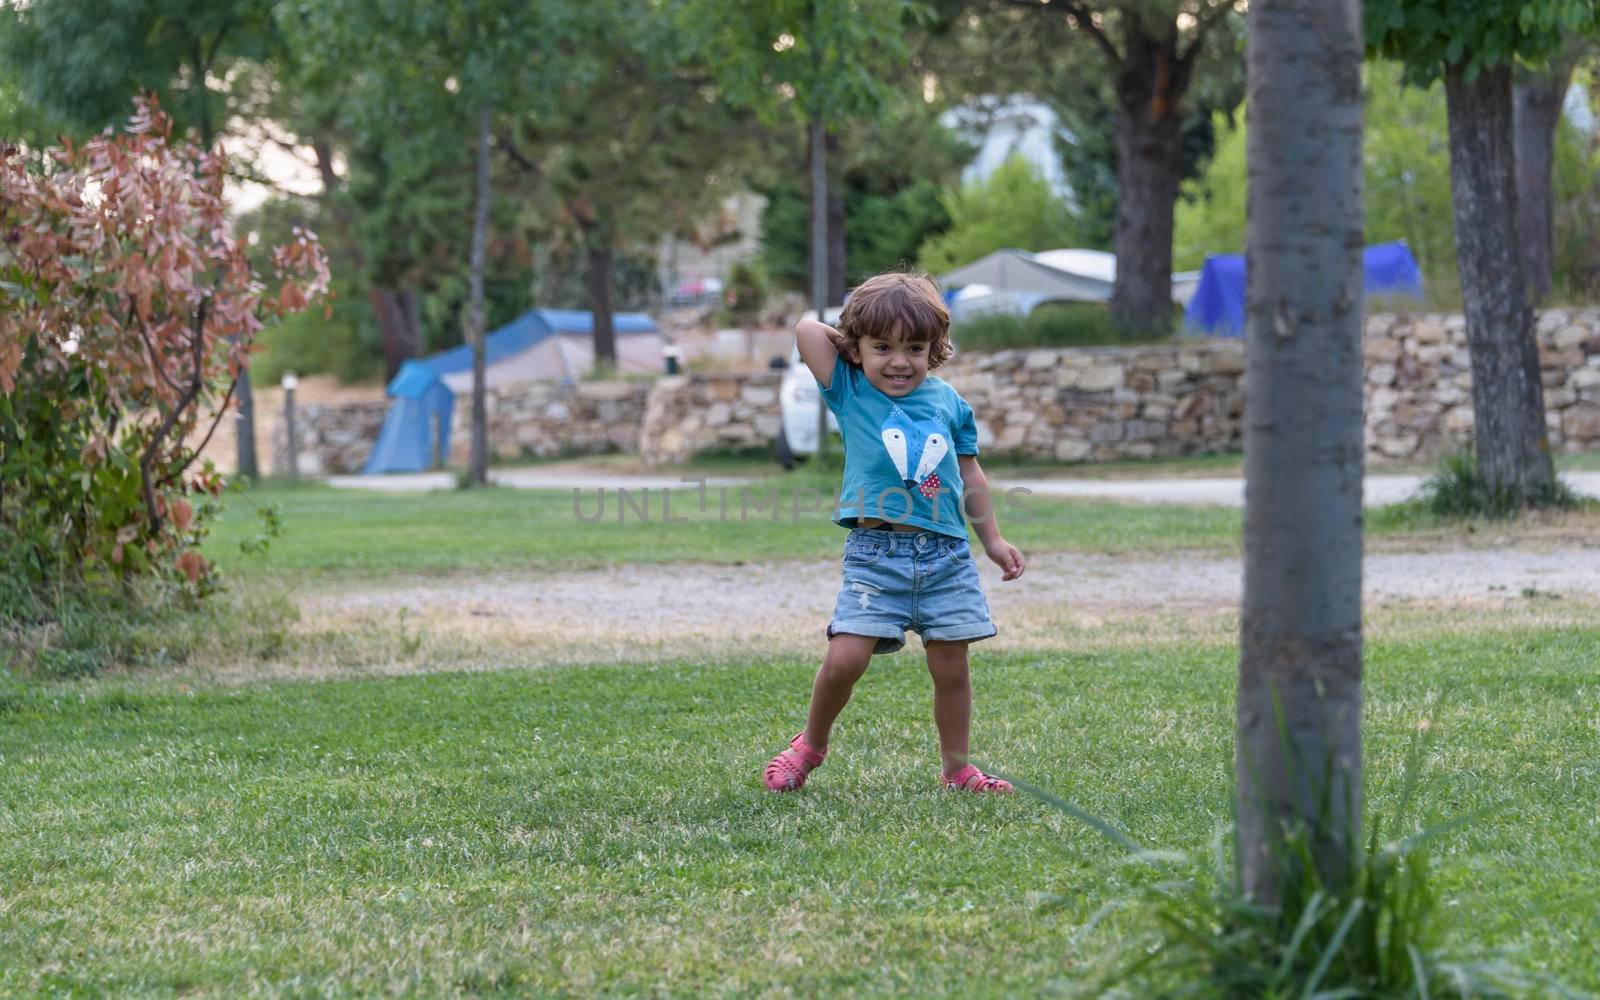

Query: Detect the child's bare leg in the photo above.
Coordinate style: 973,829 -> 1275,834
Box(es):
926,640 -> 973,779
803,634 -> 878,752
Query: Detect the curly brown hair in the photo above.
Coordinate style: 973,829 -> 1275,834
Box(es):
836,271 -> 953,369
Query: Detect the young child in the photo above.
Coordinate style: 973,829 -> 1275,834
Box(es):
762,272 -> 1026,795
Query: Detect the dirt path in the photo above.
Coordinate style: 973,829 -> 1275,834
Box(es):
286,541 -> 1600,672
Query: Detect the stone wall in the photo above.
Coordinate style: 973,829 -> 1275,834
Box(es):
939,345 -> 1247,462
277,311 -> 1600,474
638,373 -> 782,465
270,402 -> 389,476
446,379 -> 651,466
274,380 -> 650,474
1364,310 -> 1600,459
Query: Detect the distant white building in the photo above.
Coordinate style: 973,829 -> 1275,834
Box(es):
940,96 -> 1072,199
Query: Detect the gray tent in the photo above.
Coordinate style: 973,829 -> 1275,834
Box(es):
941,248 -> 1115,302
941,248 -> 1200,320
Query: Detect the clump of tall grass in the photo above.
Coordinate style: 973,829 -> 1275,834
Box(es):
1414,448 -> 1586,519
984,728 -> 1575,998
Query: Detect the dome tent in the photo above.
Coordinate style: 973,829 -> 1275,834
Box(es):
362,360 -> 453,474
1183,241 -> 1423,337
362,308 -> 662,474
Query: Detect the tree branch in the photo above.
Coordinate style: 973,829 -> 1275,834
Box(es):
202,17 -> 234,72
496,132 -> 543,182
1177,0 -> 1239,69
133,310 -> 187,395
139,299 -> 208,533
166,374 -> 237,485
1007,0 -> 1122,70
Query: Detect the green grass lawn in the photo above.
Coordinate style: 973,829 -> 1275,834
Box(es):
548,447 -> 1600,482
205,478 -> 1247,578
205,464 -> 1599,580
2,627 -> 1594,995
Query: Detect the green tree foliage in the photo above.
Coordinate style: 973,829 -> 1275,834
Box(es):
916,155 -> 1082,272
503,0 -> 762,333
1551,65 -> 1600,298
758,102 -> 971,290
761,179 -> 951,290
1361,68 -> 1457,289
0,0 -> 279,145
999,0 -> 1246,333
681,0 -> 928,321
1172,112 -> 1246,270
1174,63 -> 1456,288
1367,0 -> 1593,86
678,0 -> 921,129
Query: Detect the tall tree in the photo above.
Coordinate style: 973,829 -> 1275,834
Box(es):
1237,0 -> 1365,903
1367,1 -> 1597,505
683,0 -> 920,459
299,0 -> 580,484
502,1 -> 761,367
1007,0 -> 1245,333
1515,42 -> 1586,304
756,103 -> 968,292
0,0 -> 281,481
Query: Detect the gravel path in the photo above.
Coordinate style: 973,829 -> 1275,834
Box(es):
325,468 -> 1600,509
309,543 -> 1600,639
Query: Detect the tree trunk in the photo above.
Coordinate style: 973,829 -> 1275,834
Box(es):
825,129 -> 847,305
810,111 -> 831,462
1110,30 -> 1184,336
369,287 -> 423,381
319,137 -> 423,382
234,367 -> 258,480
1237,0 -> 1365,906
467,103 -> 493,487
1444,63 -> 1555,503
587,240 -> 617,368
1513,62 -> 1575,305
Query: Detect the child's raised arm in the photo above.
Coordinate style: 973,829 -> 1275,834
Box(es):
795,316 -> 850,388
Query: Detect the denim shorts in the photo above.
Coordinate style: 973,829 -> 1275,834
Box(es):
826,527 -> 998,655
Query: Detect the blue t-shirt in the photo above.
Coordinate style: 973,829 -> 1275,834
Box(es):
817,354 -> 979,539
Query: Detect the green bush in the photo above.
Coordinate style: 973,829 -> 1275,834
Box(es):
2,99 -> 326,596
953,302 -> 1176,352
918,155 -> 1086,274
724,261 -> 768,325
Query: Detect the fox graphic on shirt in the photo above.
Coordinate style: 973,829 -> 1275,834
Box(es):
879,406 -> 949,500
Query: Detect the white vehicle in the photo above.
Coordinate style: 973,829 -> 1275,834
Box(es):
775,307 -> 842,468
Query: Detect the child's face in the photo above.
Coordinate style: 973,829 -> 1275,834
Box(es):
852,330 -> 930,396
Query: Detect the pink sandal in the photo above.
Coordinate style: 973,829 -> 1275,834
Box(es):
941,764 -> 1014,794
763,732 -> 826,792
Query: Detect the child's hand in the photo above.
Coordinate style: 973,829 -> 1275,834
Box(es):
985,538 -> 1025,581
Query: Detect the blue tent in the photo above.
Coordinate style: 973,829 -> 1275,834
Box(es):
362,360 -> 454,474
420,308 -> 661,376
1183,241 -> 1424,337
362,308 -> 660,474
